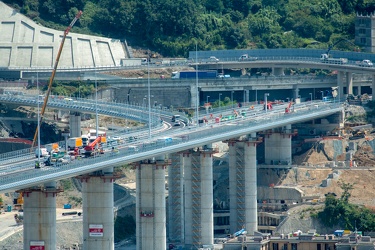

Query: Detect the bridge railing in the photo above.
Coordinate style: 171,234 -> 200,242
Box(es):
0,94 -> 171,163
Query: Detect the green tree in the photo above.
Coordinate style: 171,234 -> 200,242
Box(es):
248,6 -> 282,37
338,180 -> 355,203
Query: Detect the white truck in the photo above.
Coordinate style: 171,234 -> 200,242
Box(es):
320,54 -> 348,64
67,137 -> 83,150
238,54 -> 258,61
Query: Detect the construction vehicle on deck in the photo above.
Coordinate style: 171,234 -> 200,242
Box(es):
285,100 -> 294,114
83,136 -> 102,156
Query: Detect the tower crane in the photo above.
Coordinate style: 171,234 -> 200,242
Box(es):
31,10 -> 82,148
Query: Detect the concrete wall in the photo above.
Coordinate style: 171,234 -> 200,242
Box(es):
258,186 -> 304,204
0,2 -> 127,68
0,141 -> 30,153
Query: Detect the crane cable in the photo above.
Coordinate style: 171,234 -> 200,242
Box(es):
31,11 -> 82,148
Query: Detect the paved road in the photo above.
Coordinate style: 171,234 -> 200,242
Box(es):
0,210 -> 23,242
0,208 -> 83,243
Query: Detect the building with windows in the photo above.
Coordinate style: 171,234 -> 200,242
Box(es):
222,231 -> 375,250
355,13 -> 375,53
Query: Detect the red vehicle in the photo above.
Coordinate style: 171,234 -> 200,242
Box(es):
83,136 -> 102,156
285,101 -> 294,114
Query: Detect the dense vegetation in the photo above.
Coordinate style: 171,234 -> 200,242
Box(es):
317,181 -> 375,231
3,0 -> 375,57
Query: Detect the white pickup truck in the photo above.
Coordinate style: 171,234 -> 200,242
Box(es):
238,54 -> 257,61
356,59 -> 373,67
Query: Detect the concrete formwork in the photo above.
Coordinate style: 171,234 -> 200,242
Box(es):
244,139 -> 258,235
81,168 -> 115,250
228,136 -> 260,236
183,152 -> 193,247
23,182 -> 60,250
168,153 -> 184,243
135,160 -> 168,250
183,148 -> 214,249
228,141 -> 238,234
200,147 -> 214,246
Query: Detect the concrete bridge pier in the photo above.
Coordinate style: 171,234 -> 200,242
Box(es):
264,125 -> 293,165
183,146 -> 215,249
69,111 -> 82,137
190,84 -> 199,109
337,71 -> 344,98
272,67 -> 284,76
168,153 -> 184,244
227,133 -> 260,236
80,168 -> 116,250
244,134 -> 260,235
23,182 -> 62,250
244,89 -> 249,103
293,87 -> 299,100
346,72 -> 353,95
134,156 -> 169,250
372,74 -> 375,95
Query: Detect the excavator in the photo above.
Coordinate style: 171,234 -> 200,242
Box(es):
31,11 -> 82,149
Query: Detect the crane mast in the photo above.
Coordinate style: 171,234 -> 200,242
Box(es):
32,10 -> 82,148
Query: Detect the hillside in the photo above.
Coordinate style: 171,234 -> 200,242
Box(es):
2,0 -> 374,57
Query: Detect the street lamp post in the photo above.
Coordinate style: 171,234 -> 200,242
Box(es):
206,95 -> 210,114
264,93 -> 269,113
95,69 -> 99,139
219,93 -> 222,109
231,91 -> 234,108
36,73 -> 40,164
147,54 -> 151,139
195,40 -> 199,127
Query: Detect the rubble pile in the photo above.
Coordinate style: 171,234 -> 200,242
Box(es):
344,104 -> 367,125
353,144 -> 375,166
105,66 -> 193,78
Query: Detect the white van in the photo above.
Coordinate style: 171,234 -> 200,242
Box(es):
171,115 -> 181,122
35,148 -> 49,158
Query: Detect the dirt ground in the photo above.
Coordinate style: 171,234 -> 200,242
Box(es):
283,128 -> 375,207
104,66 -> 193,79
